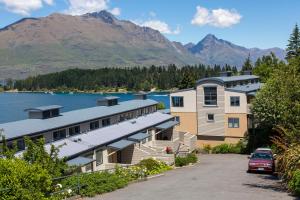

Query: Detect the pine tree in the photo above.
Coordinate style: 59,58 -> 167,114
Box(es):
241,54 -> 253,72
286,24 -> 300,60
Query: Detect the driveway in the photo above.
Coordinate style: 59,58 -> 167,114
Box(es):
86,154 -> 297,200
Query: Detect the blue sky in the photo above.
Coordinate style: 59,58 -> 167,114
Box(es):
0,0 -> 299,49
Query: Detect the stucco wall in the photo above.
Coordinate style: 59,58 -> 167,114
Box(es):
171,112 -> 197,135
197,83 -> 225,137
225,113 -> 248,138
170,89 -> 196,113
224,91 -> 248,114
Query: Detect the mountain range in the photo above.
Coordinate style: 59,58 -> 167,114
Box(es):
0,11 -> 285,80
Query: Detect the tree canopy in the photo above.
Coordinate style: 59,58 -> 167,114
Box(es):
286,24 -> 300,60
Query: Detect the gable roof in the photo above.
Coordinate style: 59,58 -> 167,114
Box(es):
225,83 -> 263,94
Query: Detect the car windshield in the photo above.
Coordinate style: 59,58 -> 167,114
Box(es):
251,153 -> 272,160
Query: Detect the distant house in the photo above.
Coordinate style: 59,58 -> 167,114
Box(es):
0,94 -> 196,172
170,71 -> 262,147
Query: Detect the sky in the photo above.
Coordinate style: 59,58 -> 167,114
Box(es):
0,0 -> 299,49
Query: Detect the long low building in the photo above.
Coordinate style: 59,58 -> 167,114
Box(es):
1,94 -> 197,171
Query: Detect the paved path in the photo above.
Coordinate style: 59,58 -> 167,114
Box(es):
86,154 -> 298,200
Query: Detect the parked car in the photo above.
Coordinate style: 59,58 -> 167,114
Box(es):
248,150 -> 275,173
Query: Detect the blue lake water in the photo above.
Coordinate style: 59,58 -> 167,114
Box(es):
0,92 -> 170,123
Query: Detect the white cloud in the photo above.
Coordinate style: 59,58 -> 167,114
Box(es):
136,20 -> 180,35
149,11 -> 156,17
65,0 -> 120,16
109,7 -> 120,16
0,0 -> 53,16
191,5 -> 242,28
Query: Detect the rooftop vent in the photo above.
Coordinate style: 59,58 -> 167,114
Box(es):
97,96 -> 119,106
243,70 -> 252,75
133,91 -> 148,100
219,71 -> 232,77
24,105 -> 63,119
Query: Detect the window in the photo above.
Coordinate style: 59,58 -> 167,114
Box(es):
228,118 -> 239,128
69,126 -> 80,136
43,110 -> 51,119
175,116 -> 180,123
90,121 -> 99,130
207,114 -> 214,122
17,139 -> 25,151
102,118 -> 111,127
96,150 -> 103,166
171,96 -> 184,107
204,87 -> 217,105
53,129 -> 66,141
230,96 -> 240,106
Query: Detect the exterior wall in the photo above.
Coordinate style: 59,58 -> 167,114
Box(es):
171,112 -> 197,135
225,113 -> 248,138
197,83 -> 225,137
224,91 -> 248,114
197,136 -> 242,148
170,90 -> 196,113
170,89 -> 197,135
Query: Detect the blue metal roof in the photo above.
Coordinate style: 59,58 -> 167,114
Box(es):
158,109 -> 170,114
196,75 -> 259,85
107,139 -> 135,150
67,156 -> 94,166
24,105 -> 63,112
155,120 -> 179,130
39,112 -> 173,158
128,132 -> 150,142
0,99 -> 158,141
225,83 -> 263,93
97,96 -> 120,101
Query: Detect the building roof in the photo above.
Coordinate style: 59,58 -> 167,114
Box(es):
41,112 -> 173,159
67,156 -> 94,166
24,105 -> 63,112
170,88 -> 195,94
128,132 -> 150,142
158,109 -> 170,114
155,120 -> 179,130
196,75 -> 259,85
107,139 -> 136,150
0,99 -> 158,141
225,83 -> 263,94
97,96 -> 120,101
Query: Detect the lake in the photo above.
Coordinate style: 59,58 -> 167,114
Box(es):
0,92 -> 170,123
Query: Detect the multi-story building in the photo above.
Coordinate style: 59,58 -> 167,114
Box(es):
170,72 -> 262,147
0,94 -> 196,172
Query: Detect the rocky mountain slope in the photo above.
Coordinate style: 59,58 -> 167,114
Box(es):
0,11 -> 285,79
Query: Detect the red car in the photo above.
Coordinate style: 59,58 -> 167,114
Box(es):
248,150 -> 275,173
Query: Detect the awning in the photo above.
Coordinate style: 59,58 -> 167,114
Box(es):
67,156 -> 94,166
107,139 -> 135,150
128,132 -> 150,142
155,120 -> 179,130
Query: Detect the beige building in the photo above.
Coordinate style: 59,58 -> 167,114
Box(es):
170,72 -> 261,147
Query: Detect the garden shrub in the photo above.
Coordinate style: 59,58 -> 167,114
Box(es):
288,169 -> 300,196
0,158 -> 52,200
211,141 -> 246,154
203,144 -> 212,154
138,158 -> 172,175
175,153 -> 198,167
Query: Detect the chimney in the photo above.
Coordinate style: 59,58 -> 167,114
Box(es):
219,71 -> 232,77
24,105 -> 63,119
97,96 -> 119,106
243,70 -> 252,75
133,91 -> 148,100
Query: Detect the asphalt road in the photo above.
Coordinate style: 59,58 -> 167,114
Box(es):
86,154 -> 297,200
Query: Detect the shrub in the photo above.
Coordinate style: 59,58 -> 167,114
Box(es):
203,144 -> 212,154
0,158 -> 52,200
288,170 -> 300,196
211,141 -> 246,154
61,171 -> 129,197
175,153 -> 198,167
138,158 -> 172,175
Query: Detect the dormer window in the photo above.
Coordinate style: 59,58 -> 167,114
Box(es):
25,105 -> 62,119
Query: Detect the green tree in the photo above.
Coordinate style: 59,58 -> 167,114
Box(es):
22,137 -> 67,177
241,54 -> 253,72
156,102 -> 166,110
253,53 -> 284,82
178,72 -> 195,89
0,158 -> 52,200
286,24 -> 300,60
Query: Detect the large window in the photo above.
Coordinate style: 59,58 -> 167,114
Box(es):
228,118 -> 239,128
102,118 -> 111,127
69,126 -> 80,136
90,121 -> 99,130
96,150 -> 103,166
53,129 -> 66,141
230,96 -> 240,106
204,87 -> 217,105
171,96 -> 184,107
